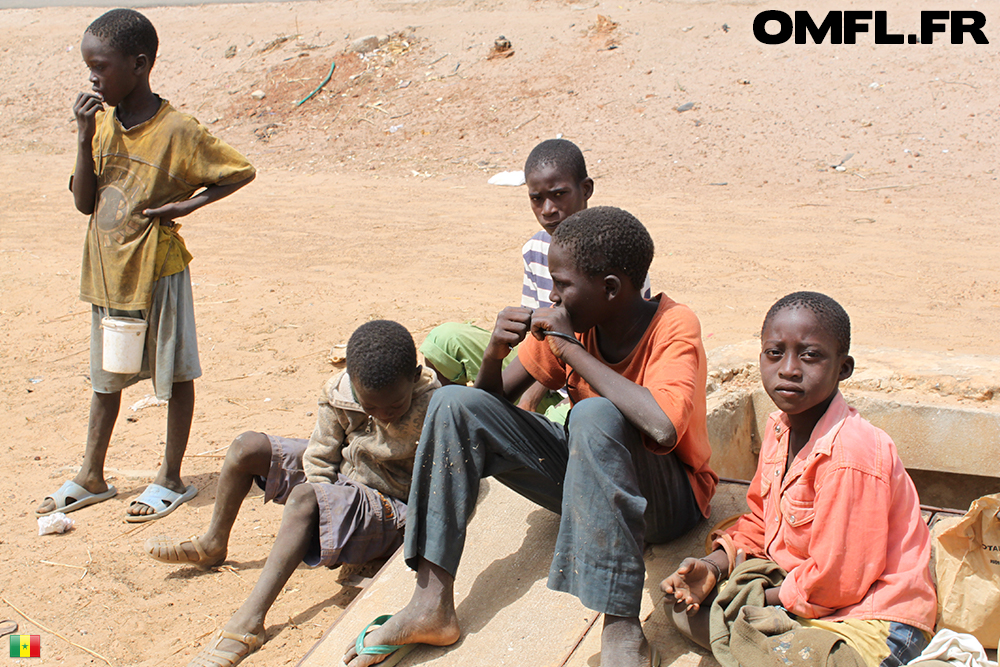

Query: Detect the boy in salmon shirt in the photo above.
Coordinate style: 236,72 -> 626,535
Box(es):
662,292 -> 935,667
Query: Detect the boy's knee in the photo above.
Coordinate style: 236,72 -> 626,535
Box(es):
568,397 -> 627,432
429,384 -> 492,415
228,431 -> 271,467
284,483 -> 319,515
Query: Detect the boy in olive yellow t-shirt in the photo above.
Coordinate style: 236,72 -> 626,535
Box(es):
36,9 -> 255,522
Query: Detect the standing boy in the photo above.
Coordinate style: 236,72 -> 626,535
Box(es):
36,9 -> 255,521
344,207 -> 717,667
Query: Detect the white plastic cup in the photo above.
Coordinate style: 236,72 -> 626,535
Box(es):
101,316 -> 147,374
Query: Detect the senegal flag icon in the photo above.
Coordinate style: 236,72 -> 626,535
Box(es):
8,635 -> 40,658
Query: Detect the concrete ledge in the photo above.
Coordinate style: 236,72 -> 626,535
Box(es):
704,343 -> 999,508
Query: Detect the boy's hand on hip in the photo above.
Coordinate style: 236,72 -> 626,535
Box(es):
486,307 -> 532,361
73,92 -> 104,141
143,199 -> 198,220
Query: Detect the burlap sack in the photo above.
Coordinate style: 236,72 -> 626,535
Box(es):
932,493 -> 1000,649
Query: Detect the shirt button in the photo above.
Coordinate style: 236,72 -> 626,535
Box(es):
774,469 -> 779,476
790,515 -> 796,522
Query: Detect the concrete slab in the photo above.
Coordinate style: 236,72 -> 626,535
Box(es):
298,481 -> 750,667
298,479 -> 596,667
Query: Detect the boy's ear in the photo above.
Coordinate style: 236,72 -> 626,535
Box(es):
838,355 -> 855,382
581,177 -> 595,202
412,365 -> 423,383
133,52 -> 151,75
603,274 -> 621,300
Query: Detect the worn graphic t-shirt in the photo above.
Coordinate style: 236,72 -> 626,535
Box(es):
79,100 -> 254,310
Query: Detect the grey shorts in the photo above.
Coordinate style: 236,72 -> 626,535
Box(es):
256,435 -> 407,568
89,267 -> 201,400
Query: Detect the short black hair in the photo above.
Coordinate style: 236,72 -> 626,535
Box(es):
86,9 -> 158,67
346,320 -> 417,391
762,291 -> 851,355
551,206 -> 653,290
524,139 -> 588,183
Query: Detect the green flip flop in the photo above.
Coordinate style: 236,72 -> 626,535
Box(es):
354,615 -> 416,666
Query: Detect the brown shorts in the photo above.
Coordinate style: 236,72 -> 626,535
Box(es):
256,435 -> 407,568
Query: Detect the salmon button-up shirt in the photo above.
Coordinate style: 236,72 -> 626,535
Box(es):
714,392 -> 936,632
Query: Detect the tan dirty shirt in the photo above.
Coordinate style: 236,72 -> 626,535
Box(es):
79,99 -> 255,310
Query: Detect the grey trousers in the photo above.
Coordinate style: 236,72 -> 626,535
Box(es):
404,385 -> 701,617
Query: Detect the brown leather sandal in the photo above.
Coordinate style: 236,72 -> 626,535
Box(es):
186,628 -> 265,667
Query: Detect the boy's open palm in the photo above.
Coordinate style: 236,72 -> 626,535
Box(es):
661,558 -> 717,614
73,92 -> 104,139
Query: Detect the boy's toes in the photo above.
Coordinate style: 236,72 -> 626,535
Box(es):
36,498 -> 56,515
128,502 -> 154,516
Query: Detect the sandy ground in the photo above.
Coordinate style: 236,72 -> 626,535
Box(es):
1,0 -> 998,664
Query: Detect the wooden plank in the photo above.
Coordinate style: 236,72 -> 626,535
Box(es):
563,482 -> 749,666
298,479 -> 598,667
299,481 -> 750,667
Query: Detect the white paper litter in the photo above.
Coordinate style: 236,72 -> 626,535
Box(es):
130,394 -> 168,411
38,512 -> 75,535
487,170 -> 525,186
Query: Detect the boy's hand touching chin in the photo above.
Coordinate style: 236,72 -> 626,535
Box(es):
486,306 -> 533,361
530,306 -> 578,359
73,91 -> 104,139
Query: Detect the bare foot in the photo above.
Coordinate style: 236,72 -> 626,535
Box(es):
342,602 -> 461,667
601,615 -> 655,667
145,534 -> 227,569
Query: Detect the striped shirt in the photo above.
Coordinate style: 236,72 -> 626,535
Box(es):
521,230 -> 652,309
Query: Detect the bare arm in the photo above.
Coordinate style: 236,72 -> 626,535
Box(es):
516,379 -> 552,412
531,307 -> 678,450
71,92 -> 104,215
143,174 -> 255,220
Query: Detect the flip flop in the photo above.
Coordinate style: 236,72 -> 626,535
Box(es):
353,615 -> 417,667
36,480 -> 118,517
126,483 -> 198,523
0,620 -> 18,638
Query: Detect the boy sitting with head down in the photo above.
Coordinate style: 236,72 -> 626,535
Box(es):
145,320 -> 439,667
421,139 -> 649,418
344,207 -> 717,667
662,292 -> 935,667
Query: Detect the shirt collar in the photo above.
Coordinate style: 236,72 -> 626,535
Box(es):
772,390 -> 850,457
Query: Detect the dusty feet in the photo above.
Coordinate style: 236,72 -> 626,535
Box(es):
186,619 -> 265,667
127,477 -> 192,518
145,534 -> 227,569
36,476 -> 115,516
601,615 -> 657,667
342,602 -> 461,667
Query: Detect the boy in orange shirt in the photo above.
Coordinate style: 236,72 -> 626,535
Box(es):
662,292 -> 935,667
344,207 -> 717,667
